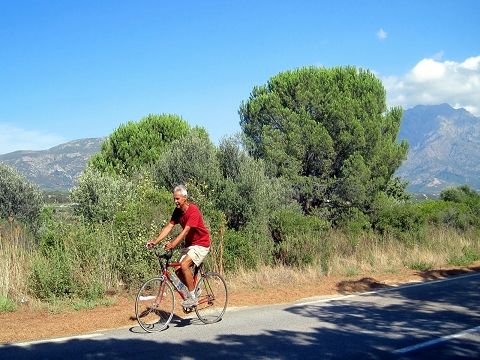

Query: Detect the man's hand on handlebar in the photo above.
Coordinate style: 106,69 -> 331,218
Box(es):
146,241 -> 173,250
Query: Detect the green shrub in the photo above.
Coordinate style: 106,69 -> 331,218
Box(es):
30,217 -> 116,300
69,173 -> 172,291
344,267 -> 360,277
429,185 -> 480,229
417,200 -> 472,229
270,210 -> 331,268
370,193 -> 425,237
447,246 -> 480,267
29,249 -> 73,300
337,207 -> 371,236
215,137 -> 295,231
440,186 -> 467,203
403,260 -> 434,271
28,218 -> 74,300
114,180 -> 172,285
0,162 -> 43,223
270,209 -> 329,243
112,202 -> 162,288
245,221 -> 275,264
222,229 -> 257,271
72,298 -> 112,311
0,295 -> 16,312
69,167 -> 137,222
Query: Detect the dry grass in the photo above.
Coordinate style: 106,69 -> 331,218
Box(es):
227,226 -> 480,289
0,222 -> 32,302
328,227 -> 480,276
2,221 -> 480,344
2,223 -> 479,311
226,264 -> 325,292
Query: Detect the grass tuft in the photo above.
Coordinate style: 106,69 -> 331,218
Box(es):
0,296 -> 16,313
403,261 -> 434,271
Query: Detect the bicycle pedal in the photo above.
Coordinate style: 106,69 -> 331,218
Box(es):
182,306 -> 194,313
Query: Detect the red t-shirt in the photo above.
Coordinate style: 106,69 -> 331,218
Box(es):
170,204 -> 211,248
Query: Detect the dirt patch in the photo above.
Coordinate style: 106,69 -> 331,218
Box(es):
1,263 -> 479,344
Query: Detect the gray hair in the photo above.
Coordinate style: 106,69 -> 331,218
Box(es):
174,185 -> 188,197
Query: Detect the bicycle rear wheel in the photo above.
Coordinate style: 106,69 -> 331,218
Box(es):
195,272 -> 228,324
135,277 -> 174,332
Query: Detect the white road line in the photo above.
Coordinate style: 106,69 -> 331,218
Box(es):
295,294 -> 355,306
0,333 -> 104,349
393,326 -> 480,354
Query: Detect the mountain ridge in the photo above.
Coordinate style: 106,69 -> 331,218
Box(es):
2,104 -> 480,193
396,103 -> 480,193
0,137 -> 107,191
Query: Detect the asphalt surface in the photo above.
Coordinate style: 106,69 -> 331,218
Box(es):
1,272 -> 479,360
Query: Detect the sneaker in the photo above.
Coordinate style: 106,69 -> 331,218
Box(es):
181,296 -> 198,308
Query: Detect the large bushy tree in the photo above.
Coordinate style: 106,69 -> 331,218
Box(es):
152,127 -> 220,192
0,162 -> 43,222
239,66 -> 409,217
216,134 -> 298,230
69,167 -> 137,222
89,114 -> 191,175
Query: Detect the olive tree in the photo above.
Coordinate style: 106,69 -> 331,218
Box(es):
216,134 -> 297,230
0,162 -> 43,222
69,167 -> 137,222
152,127 -> 220,192
239,66 -> 409,219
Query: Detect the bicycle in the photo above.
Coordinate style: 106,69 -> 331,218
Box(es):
135,246 -> 228,332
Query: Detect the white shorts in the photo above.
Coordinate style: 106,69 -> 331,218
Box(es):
180,245 -> 210,266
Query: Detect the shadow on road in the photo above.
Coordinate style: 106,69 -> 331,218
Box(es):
416,266 -> 480,281
2,273 -> 479,360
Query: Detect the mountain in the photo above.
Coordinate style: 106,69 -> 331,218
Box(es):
0,137 -> 106,191
1,104 -> 479,194
396,104 -> 480,193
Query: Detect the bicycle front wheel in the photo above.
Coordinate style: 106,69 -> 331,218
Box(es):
195,272 -> 228,324
135,277 -> 175,332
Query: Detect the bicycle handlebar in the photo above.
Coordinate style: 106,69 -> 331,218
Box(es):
152,245 -> 174,260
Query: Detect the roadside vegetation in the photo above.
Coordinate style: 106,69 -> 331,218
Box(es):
1,66 -> 480,314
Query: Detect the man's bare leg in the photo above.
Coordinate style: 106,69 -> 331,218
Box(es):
176,254 -> 194,292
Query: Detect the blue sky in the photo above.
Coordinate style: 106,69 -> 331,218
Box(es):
1,0 -> 479,154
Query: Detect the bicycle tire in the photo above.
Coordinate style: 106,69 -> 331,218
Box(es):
135,277 -> 175,332
194,272 -> 228,324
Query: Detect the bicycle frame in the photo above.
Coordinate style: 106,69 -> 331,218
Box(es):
153,247 -> 207,306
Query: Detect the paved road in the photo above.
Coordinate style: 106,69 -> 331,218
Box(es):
1,273 -> 480,360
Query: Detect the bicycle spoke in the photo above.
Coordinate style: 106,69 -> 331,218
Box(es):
136,277 -> 175,332
195,272 -> 228,324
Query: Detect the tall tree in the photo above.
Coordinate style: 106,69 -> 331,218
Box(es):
152,127 -> 219,190
89,114 -> 191,175
215,134 -> 297,231
239,66 -> 409,217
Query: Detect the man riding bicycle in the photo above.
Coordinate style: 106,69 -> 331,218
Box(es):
146,185 -> 210,307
